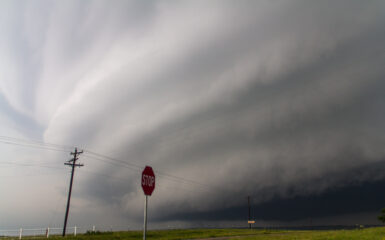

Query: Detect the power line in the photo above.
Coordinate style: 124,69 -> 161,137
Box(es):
0,152 -> 213,194
0,140 -> 70,153
76,158 -> 211,195
82,151 -> 225,193
0,135 -> 227,194
76,168 -> 210,195
0,172 -> 67,178
84,150 -> 143,170
0,135 -> 74,150
0,161 -> 67,170
81,154 -> 141,172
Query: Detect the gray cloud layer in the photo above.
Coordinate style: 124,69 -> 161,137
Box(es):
1,0 -> 385,228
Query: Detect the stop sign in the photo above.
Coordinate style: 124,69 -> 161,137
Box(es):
141,166 -> 155,196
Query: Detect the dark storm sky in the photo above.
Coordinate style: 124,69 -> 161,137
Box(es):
0,0 -> 385,228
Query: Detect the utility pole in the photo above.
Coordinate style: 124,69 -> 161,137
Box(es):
248,196 -> 251,229
63,147 -> 83,236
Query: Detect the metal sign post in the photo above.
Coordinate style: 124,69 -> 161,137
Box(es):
143,195 -> 148,240
141,166 -> 155,240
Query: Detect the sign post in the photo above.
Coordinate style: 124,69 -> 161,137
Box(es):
141,166 -> 155,240
144,195 -> 148,240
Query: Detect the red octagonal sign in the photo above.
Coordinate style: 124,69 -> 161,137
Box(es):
141,166 -> 155,196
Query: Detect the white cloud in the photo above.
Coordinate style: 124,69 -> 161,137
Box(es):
0,0 -> 385,228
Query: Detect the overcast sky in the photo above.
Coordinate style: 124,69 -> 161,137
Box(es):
1,0 -> 385,231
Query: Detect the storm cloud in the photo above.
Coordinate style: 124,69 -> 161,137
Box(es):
1,0 -> 385,229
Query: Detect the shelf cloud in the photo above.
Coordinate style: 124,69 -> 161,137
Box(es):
1,0 -> 385,228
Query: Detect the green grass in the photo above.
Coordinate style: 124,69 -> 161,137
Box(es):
234,227 -> 385,240
44,229 -> 276,240
7,227 -> 385,240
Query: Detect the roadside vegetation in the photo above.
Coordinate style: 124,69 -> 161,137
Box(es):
3,227 -> 385,240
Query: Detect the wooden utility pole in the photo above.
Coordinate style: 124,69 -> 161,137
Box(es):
248,196 -> 251,229
63,148 -> 83,236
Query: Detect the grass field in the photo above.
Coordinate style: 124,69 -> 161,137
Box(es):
6,227 -> 385,240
